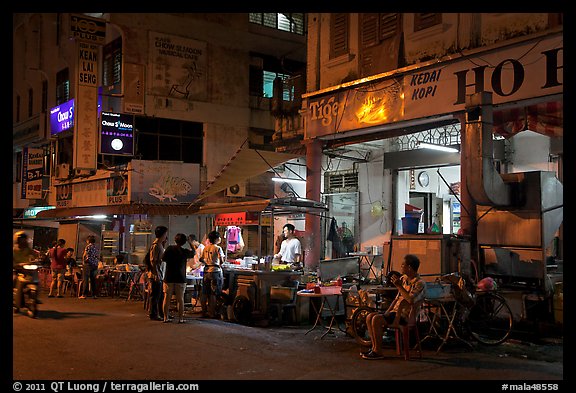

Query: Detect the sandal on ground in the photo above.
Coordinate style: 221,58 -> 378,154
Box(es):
361,350 -> 384,360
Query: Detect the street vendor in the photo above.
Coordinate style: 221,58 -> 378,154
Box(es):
273,223 -> 302,269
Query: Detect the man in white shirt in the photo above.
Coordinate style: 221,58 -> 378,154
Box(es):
274,223 -> 302,269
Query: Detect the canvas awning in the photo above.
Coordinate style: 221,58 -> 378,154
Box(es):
194,141 -> 303,202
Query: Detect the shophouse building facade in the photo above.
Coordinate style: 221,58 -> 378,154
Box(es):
13,13 -> 307,262
271,13 -> 562,323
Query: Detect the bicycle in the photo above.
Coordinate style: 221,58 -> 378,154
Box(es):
430,273 -> 514,346
350,273 -> 514,348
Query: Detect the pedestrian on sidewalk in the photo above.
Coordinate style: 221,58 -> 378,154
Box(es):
162,233 -> 194,323
48,239 -> 68,298
80,235 -> 99,299
148,225 -> 168,321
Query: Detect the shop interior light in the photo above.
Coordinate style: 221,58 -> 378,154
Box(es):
418,142 -> 459,153
271,177 -> 307,184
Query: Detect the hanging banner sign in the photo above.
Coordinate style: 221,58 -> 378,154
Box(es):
21,147 -> 44,199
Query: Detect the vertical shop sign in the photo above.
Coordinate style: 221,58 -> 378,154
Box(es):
123,63 -> 145,114
21,147 -> 44,199
73,85 -> 98,170
78,42 -> 99,87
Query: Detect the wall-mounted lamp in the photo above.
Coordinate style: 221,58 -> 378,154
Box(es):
272,177 -> 306,184
418,142 -> 459,153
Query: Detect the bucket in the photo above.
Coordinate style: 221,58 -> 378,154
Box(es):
402,217 -> 420,234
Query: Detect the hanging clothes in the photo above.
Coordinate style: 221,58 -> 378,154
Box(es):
327,217 -> 347,258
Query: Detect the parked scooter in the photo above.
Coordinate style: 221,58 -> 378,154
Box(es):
13,262 -> 41,318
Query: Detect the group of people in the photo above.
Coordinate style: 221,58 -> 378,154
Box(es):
146,226 -> 225,323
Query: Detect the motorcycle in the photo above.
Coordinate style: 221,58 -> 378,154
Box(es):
13,262 -> 40,318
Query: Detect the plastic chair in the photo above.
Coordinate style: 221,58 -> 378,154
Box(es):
389,299 -> 424,360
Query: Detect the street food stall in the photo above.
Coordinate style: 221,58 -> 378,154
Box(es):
193,197 -> 329,324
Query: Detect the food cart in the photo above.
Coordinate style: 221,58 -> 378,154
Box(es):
193,197 -> 328,324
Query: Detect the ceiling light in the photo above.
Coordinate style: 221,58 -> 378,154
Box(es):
272,177 -> 306,184
418,142 -> 459,153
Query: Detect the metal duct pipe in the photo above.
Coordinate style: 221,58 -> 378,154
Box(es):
464,92 -> 511,207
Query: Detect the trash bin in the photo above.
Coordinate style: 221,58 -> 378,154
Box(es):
401,217 -> 420,234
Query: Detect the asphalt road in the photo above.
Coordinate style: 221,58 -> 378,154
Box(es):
11,294 -> 563,386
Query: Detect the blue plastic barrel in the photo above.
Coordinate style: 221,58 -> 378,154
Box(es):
401,217 -> 420,234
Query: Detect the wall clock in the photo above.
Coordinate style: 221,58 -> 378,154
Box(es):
418,171 -> 429,187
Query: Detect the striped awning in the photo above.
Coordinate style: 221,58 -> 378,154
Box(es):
493,100 -> 563,138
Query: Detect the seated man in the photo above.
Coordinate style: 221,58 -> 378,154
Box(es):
361,254 -> 426,360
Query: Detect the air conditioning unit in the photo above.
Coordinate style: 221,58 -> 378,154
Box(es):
55,163 -> 70,180
226,183 -> 246,197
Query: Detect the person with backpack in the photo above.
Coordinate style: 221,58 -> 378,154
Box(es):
147,225 -> 168,321
161,233 -> 194,323
48,239 -> 68,298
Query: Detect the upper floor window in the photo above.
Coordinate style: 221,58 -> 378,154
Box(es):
263,71 -> 293,101
55,68 -> 70,105
135,117 -> 203,164
249,13 -> 305,35
330,13 -> 349,59
103,37 -> 122,88
361,13 -> 399,49
414,13 -> 442,32
41,80 -> 48,113
28,88 -> 33,118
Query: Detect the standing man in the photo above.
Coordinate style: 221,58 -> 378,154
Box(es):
48,239 -> 68,298
162,233 -> 193,323
80,235 -> 100,299
273,223 -> 302,269
148,225 -> 168,321
200,231 -> 225,318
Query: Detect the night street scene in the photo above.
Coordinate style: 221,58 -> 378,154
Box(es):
11,12 -> 565,389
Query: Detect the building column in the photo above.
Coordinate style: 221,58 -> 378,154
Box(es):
458,114 -> 477,252
304,138 -> 323,270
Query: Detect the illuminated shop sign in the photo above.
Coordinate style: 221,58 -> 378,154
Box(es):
99,111 -> 135,156
50,99 -> 75,135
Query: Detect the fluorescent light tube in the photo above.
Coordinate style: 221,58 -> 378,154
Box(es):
418,142 -> 459,153
272,177 -> 306,184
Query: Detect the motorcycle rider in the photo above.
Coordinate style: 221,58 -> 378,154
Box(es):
13,232 -> 40,311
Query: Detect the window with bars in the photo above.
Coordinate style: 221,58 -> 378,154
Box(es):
325,170 -> 359,193
414,13 -> 442,32
330,13 -> 349,59
55,68 -> 70,105
249,13 -> 305,35
103,37 -> 122,88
